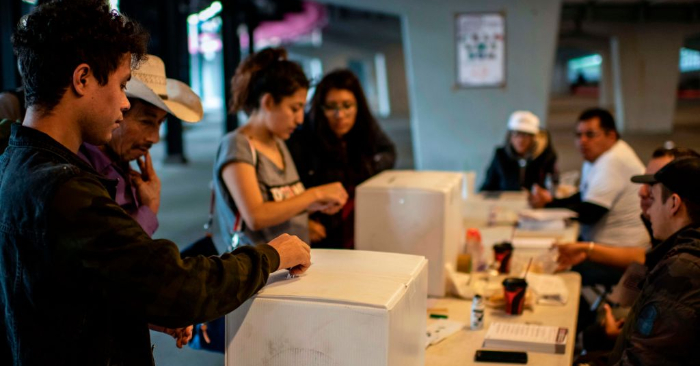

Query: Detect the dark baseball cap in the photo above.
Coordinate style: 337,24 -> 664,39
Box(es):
631,157 -> 700,204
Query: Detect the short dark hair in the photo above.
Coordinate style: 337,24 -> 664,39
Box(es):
229,47 -> 309,115
578,108 -> 619,139
12,0 -> 149,113
660,183 -> 700,224
652,147 -> 700,160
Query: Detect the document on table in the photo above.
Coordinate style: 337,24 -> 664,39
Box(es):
518,209 -> 577,221
483,322 -> 568,354
426,319 -> 465,348
511,237 -> 556,250
525,273 -> 569,305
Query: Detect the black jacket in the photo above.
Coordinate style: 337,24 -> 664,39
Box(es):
0,124 -> 280,365
287,119 -> 396,249
480,130 -> 558,191
609,225 -> 700,365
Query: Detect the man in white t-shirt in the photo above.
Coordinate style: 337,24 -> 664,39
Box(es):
530,108 -> 648,285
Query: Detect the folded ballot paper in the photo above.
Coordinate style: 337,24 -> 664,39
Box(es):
225,249 -> 428,366
425,319 -> 465,348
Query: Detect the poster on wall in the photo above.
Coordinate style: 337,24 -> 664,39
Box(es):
456,12 -> 506,88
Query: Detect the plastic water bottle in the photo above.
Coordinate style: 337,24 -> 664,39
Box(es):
471,294 -> 485,330
466,228 -> 486,273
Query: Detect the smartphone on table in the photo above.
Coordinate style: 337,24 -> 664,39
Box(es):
474,349 -> 528,364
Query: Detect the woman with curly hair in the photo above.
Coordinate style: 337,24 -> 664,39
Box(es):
287,69 -> 396,249
212,48 -> 348,252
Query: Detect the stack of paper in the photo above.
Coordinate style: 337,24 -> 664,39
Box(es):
483,322 -> 568,354
511,237 -> 556,250
518,209 -> 577,231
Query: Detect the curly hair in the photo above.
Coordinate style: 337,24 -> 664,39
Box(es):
12,0 -> 149,112
229,47 -> 309,115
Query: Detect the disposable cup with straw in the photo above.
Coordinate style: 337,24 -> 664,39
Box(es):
502,258 -> 531,315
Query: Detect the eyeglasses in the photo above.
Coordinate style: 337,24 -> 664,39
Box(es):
575,130 -> 603,139
322,103 -> 356,113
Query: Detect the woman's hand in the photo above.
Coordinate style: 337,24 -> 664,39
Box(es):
528,184 -> 552,208
308,219 -> 327,243
308,182 -> 348,214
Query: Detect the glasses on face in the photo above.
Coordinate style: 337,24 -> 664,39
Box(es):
575,130 -> 603,139
322,102 -> 356,114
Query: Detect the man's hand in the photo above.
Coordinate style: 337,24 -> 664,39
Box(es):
602,303 -> 624,340
268,234 -> 311,275
149,324 -> 193,349
308,219 -> 327,243
555,242 -> 589,271
528,184 -> 553,208
130,151 -> 161,214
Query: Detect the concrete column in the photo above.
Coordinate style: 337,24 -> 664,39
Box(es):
551,58 -> 570,96
598,46 -> 615,110
610,25 -> 685,133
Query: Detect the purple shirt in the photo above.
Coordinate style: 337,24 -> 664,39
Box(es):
78,143 -> 159,236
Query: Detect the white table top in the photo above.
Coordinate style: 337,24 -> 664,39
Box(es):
425,272 -> 581,366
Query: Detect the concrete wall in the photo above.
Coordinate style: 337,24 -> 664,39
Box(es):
317,0 -> 562,180
286,15 -> 415,168
287,18 -> 410,118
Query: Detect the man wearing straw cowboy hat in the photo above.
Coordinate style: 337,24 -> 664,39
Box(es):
79,54 -> 203,237
78,54 -> 204,347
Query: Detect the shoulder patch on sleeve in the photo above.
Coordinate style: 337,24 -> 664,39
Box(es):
636,303 -> 658,337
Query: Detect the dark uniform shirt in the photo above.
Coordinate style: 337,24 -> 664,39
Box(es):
609,225 -> 700,365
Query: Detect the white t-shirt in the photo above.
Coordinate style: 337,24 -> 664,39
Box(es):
579,140 -> 648,247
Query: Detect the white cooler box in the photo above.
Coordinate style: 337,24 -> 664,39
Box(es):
225,249 -> 428,366
355,170 -> 463,297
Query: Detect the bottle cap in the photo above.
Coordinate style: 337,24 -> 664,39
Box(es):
466,228 -> 481,241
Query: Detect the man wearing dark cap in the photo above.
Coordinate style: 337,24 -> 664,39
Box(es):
608,157 -> 700,365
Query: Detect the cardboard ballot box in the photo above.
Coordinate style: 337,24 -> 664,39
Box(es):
355,170 -> 463,297
225,249 -> 428,366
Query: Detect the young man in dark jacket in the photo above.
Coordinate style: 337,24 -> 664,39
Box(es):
607,157 -> 700,365
0,1 -> 310,365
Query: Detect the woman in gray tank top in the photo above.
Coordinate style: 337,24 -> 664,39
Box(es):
212,48 -> 348,253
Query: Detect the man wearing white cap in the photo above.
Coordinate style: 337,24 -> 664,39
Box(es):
79,55 -> 203,236
481,110 -> 558,191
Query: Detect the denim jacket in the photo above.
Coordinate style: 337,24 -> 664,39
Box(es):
0,123 -> 280,365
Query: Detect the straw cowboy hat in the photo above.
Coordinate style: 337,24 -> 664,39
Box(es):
125,55 -> 204,123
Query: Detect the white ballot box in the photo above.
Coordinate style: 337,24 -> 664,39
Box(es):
355,170 -> 463,297
225,249 -> 428,366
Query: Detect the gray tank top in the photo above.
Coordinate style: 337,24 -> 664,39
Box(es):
212,129 -> 309,253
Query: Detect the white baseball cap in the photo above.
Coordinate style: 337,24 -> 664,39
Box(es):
125,55 -> 204,123
507,111 -> 540,135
